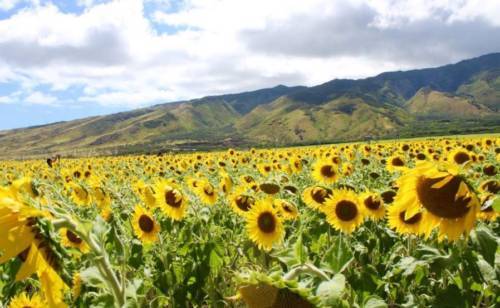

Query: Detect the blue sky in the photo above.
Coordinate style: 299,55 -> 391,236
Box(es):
0,0 -> 499,130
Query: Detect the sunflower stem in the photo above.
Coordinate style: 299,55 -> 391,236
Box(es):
283,263 -> 329,281
50,214 -> 125,307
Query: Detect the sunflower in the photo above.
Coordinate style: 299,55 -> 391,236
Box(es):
478,179 -> 499,194
132,205 -> 160,244
323,189 -> 364,233
289,157 -> 303,173
342,163 -> 354,176
194,180 -> 218,205
0,192 -> 45,265
477,194 -> 499,222
133,180 -> 156,208
259,183 -> 281,195
186,176 -> 201,191
219,172 -> 233,195
229,186 -> 256,216
311,159 -> 339,184
393,162 -> 479,241
69,183 -> 92,206
10,177 -> 40,200
447,148 -> 472,166
482,164 -> 496,176
257,163 -> 274,176
99,203 -> 113,221
246,199 -> 284,251
386,154 -> 407,173
59,228 -> 90,253
155,180 -> 188,221
234,271 -> 319,308
92,186 -> 111,209
387,205 -> 424,235
8,292 -> 45,308
301,186 -> 333,210
274,199 -> 298,220
360,192 -> 385,220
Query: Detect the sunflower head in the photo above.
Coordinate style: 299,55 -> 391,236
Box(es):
132,205 -> 160,244
69,183 -> 92,206
387,205 -> 424,236
302,186 -> 333,210
193,180 -> 218,205
155,180 -> 187,221
274,199 -> 299,220
386,154 -> 407,173
8,292 -> 46,308
393,162 -> 479,241
246,199 -> 284,251
312,160 -> 339,184
233,271 -> 320,308
324,189 -> 364,234
229,186 -> 256,216
60,228 -> 89,253
447,149 -> 472,166
360,192 -> 385,220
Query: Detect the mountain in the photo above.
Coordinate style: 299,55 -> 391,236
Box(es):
1,53 -> 499,158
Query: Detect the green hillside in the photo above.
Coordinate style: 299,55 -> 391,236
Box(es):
1,53 -> 499,158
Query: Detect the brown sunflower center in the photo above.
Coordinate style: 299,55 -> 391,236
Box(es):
203,185 -> 214,196
320,165 -> 336,178
311,187 -> 332,204
139,215 -> 155,233
381,191 -> 396,204
391,157 -> 405,166
453,152 -> 470,164
483,165 -> 496,176
481,180 -> 499,194
281,202 -> 294,213
416,175 -> 471,219
335,200 -> 358,221
66,230 -> 83,244
257,212 -> 276,233
236,195 -> 254,211
260,183 -> 280,194
165,189 -> 182,208
399,211 -> 422,224
364,196 -> 381,210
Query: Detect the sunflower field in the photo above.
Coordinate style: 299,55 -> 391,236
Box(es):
0,135 -> 499,308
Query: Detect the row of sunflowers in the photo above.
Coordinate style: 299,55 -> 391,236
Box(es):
0,135 -> 499,307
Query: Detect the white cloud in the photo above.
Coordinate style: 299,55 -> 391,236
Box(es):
0,95 -> 15,103
0,0 -> 498,110
0,0 -> 21,11
24,91 -> 58,105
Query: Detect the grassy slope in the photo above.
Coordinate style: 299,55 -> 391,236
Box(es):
1,54 -> 499,159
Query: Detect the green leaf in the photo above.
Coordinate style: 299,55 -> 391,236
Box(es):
363,296 -> 387,308
209,247 -> 223,276
272,247 -> 299,268
470,225 -> 498,266
491,196 -> 500,212
322,236 -> 353,274
316,274 -> 346,305
476,257 -> 497,284
433,284 -> 466,308
396,257 -> 429,276
80,266 -> 109,291
294,234 -> 307,264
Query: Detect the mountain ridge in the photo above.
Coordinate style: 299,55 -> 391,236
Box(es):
1,53 -> 499,158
